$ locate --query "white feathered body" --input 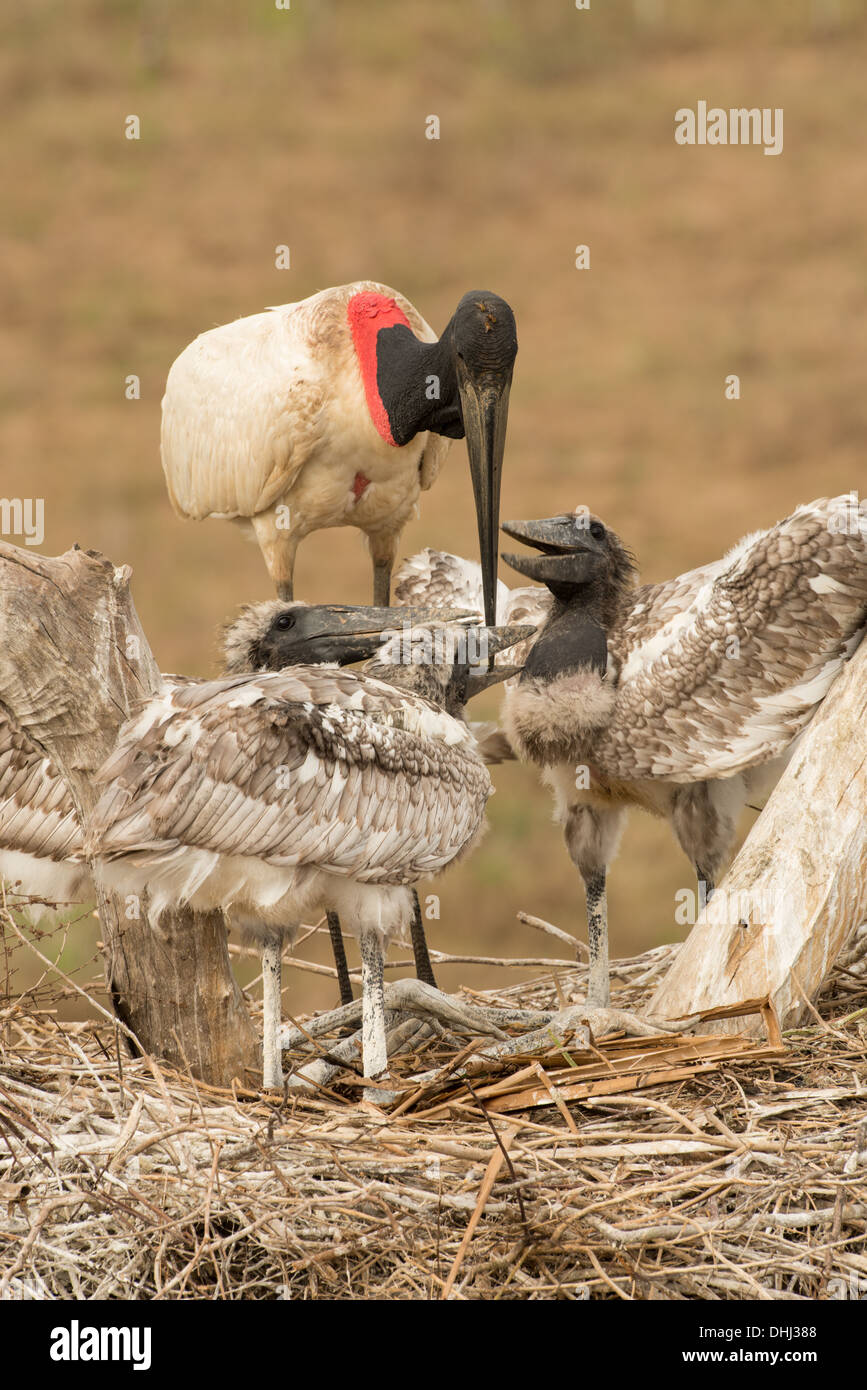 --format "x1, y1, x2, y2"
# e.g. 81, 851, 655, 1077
161, 283, 452, 586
